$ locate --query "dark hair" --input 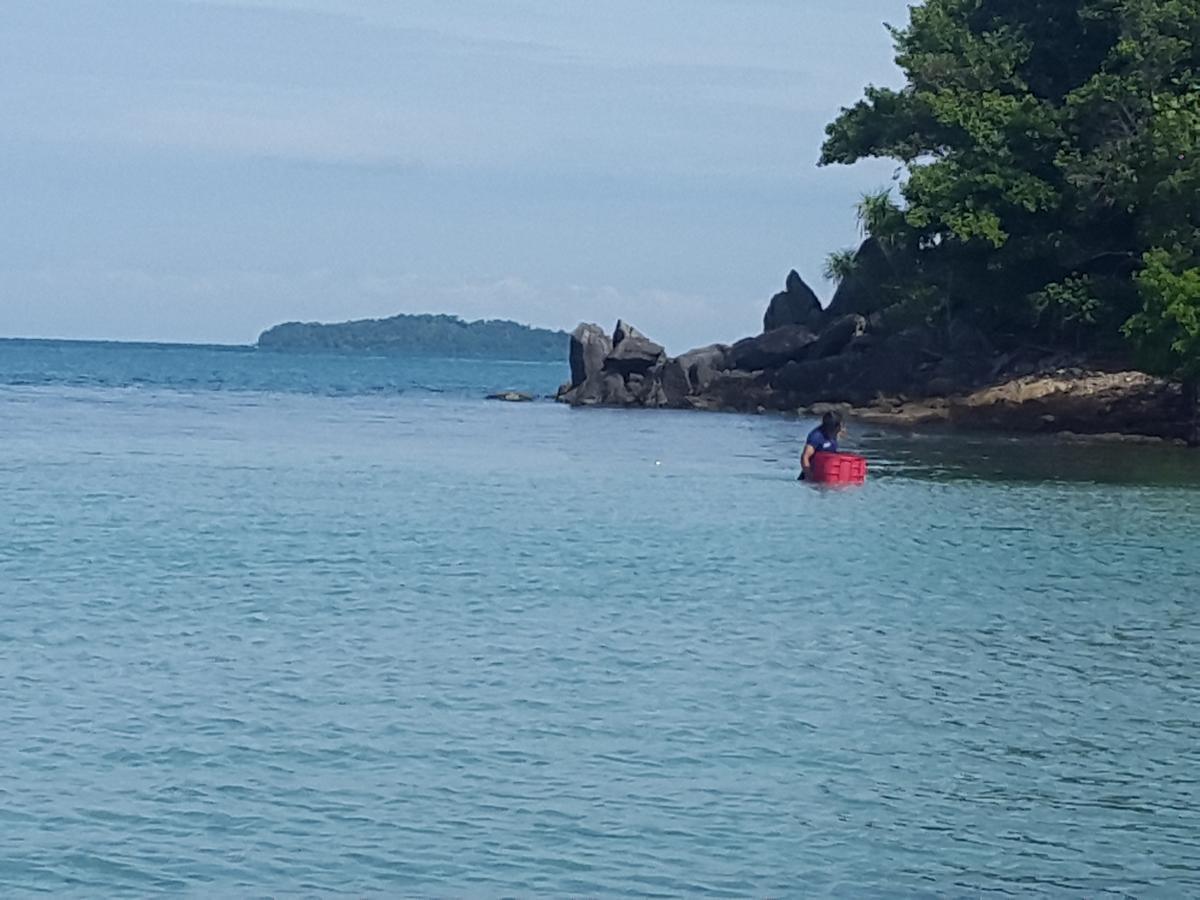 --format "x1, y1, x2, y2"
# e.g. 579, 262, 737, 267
821, 411, 842, 433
